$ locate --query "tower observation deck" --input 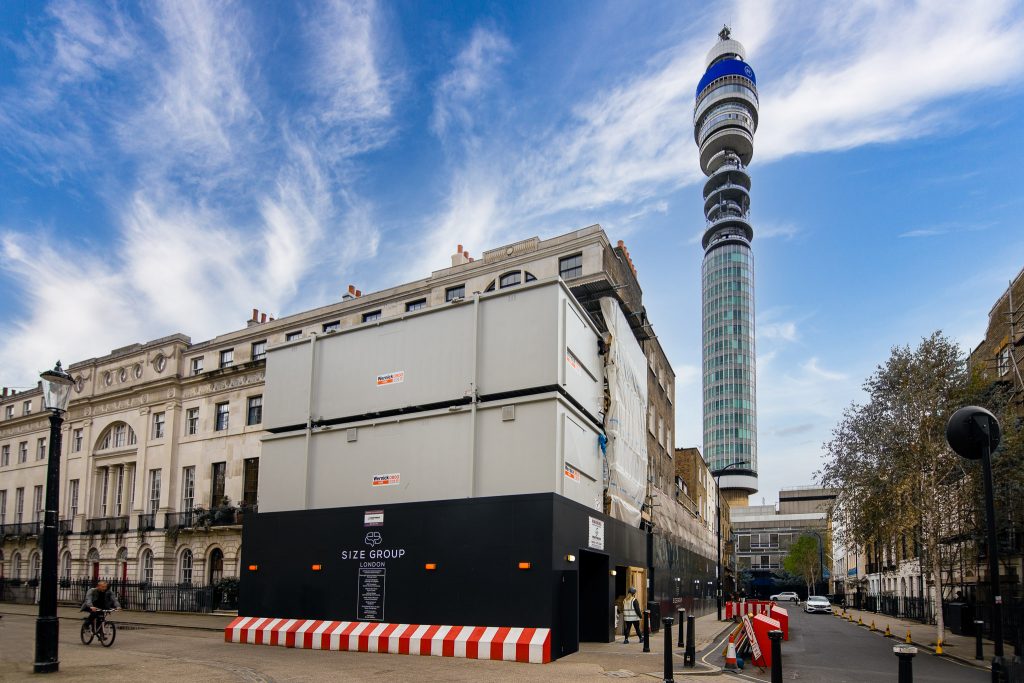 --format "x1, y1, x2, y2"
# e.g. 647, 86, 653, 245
696, 27, 758, 497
